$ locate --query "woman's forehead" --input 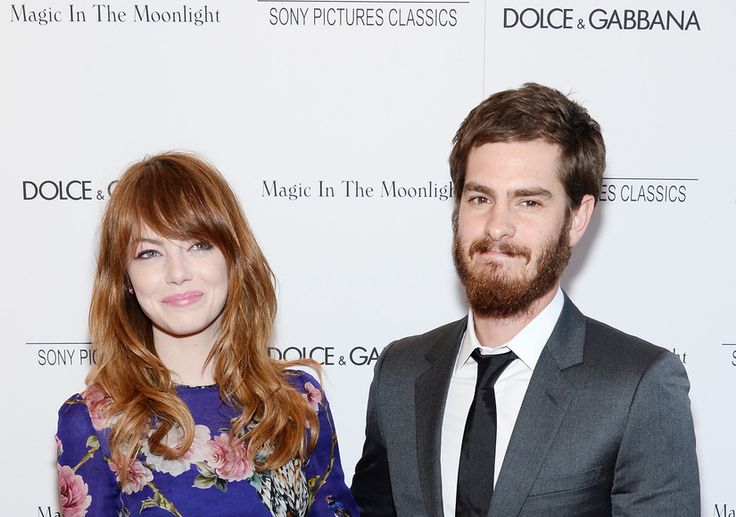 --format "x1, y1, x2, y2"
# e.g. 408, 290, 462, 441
131, 220, 201, 240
